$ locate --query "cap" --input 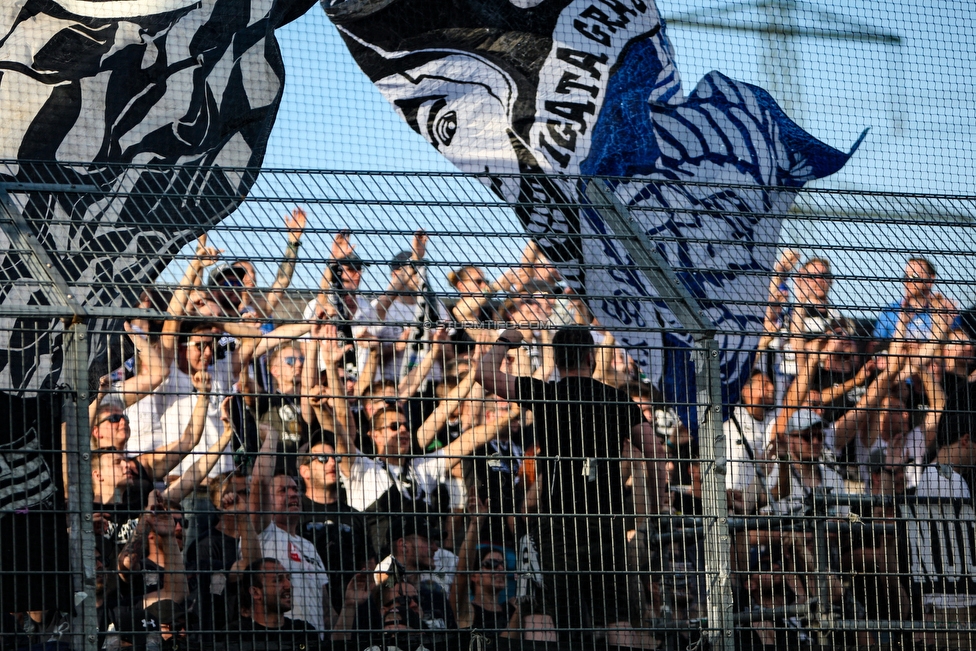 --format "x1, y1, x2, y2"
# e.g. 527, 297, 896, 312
786, 408, 823, 433
208, 263, 247, 287
334, 251, 368, 271
390, 250, 414, 271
